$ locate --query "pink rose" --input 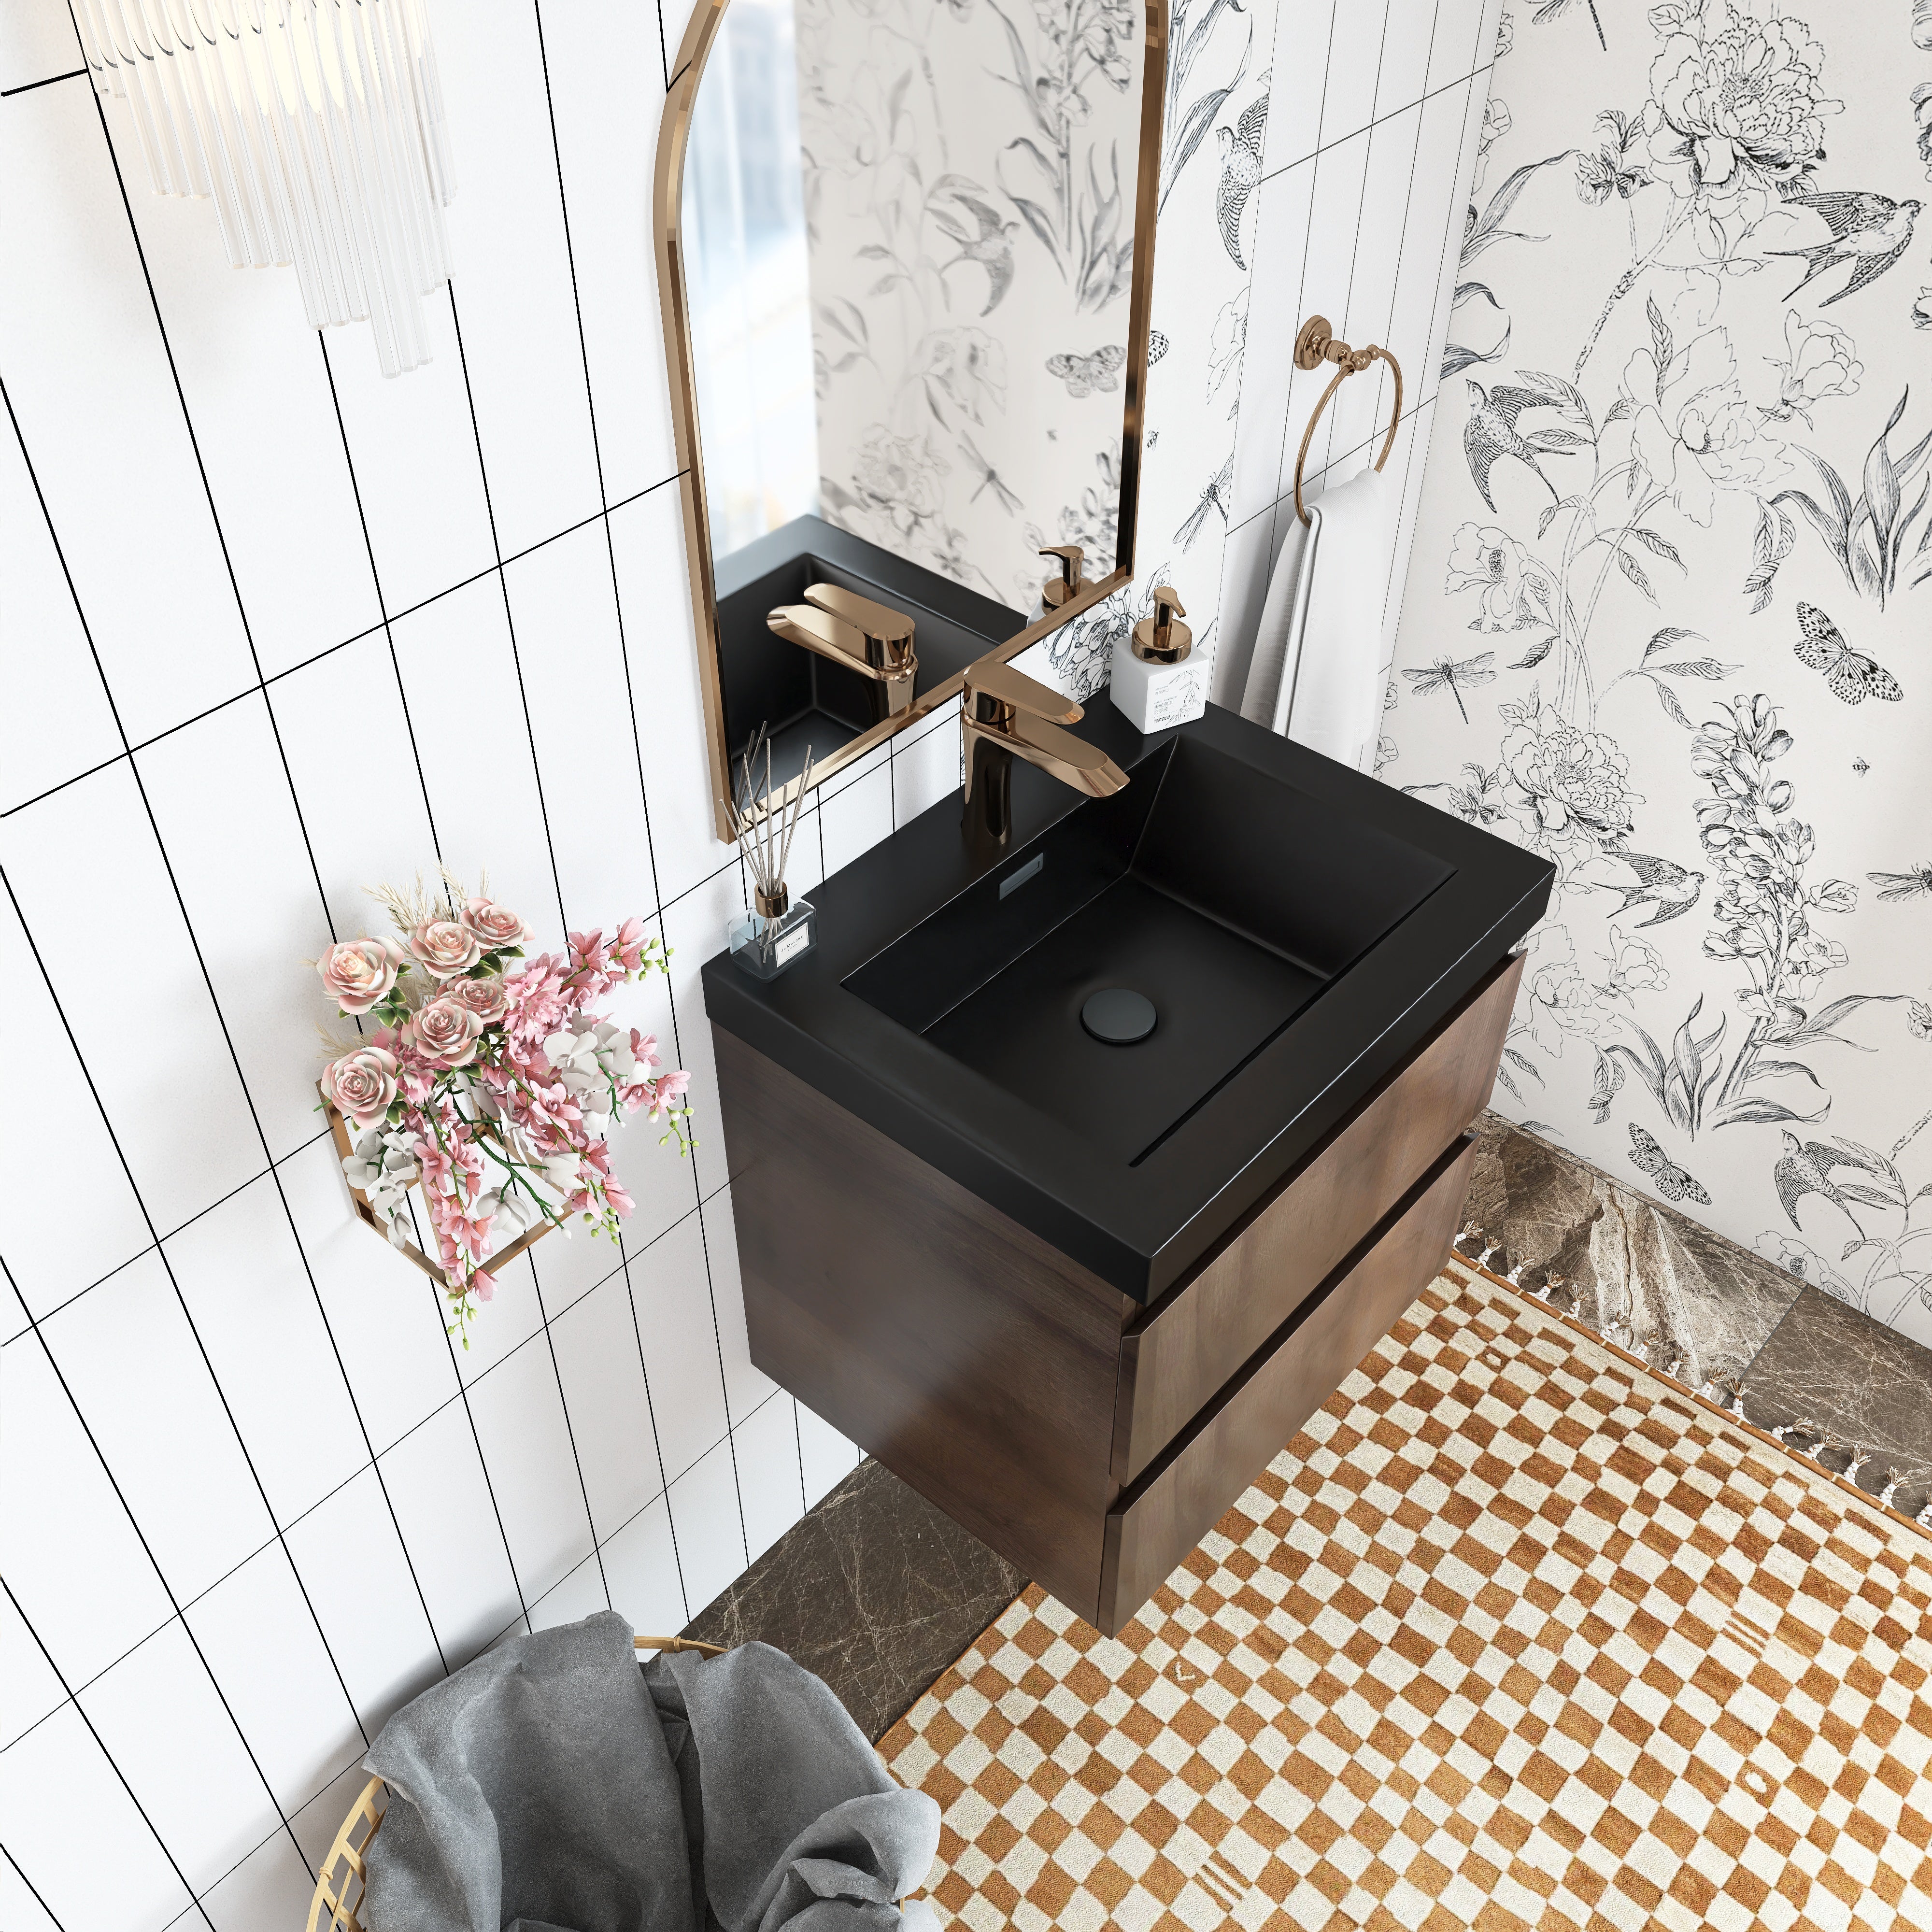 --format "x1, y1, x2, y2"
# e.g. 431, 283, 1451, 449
321, 1046, 399, 1128
406, 917, 483, 980
317, 937, 405, 1014
461, 897, 534, 950
405, 997, 484, 1070
443, 976, 509, 1025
